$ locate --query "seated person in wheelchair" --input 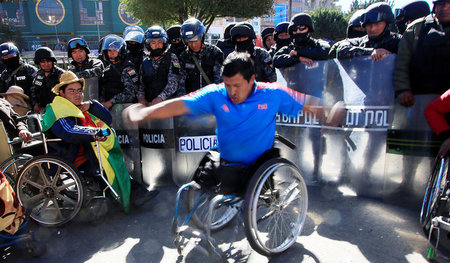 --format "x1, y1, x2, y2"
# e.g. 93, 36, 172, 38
40, 71, 158, 213
425, 88, 450, 157
0, 96, 32, 143
124, 51, 343, 194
